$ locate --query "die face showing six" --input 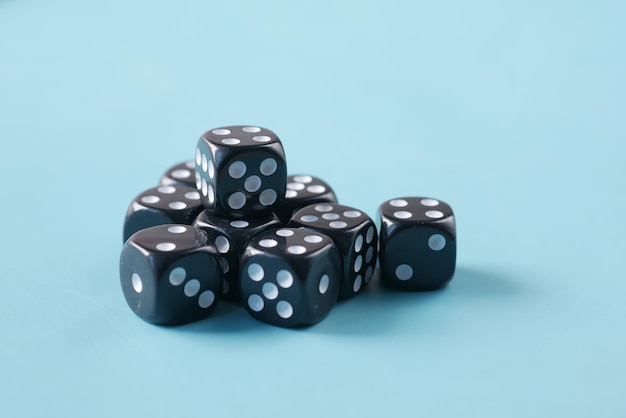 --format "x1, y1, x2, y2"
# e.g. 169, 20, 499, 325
274, 174, 338, 223
120, 225, 223, 325
159, 161, 196, 188
123, 185, 204, 242
378, 197, 456, 290
289, 203, 378, 299
192, 210, 282, 300
194, 126, 287, 215
239, 227, 341, 327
